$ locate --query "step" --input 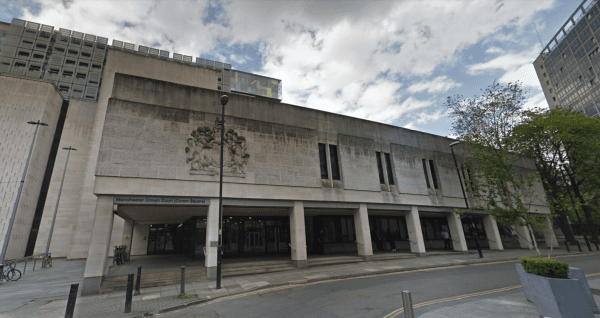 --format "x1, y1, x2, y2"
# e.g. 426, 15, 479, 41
372, 254, 416, 261
307, 257, 364, 268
